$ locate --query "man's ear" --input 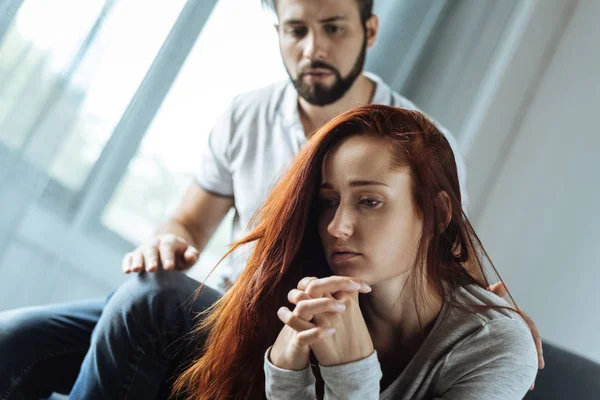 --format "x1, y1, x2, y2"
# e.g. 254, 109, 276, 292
435, 191, 452, 233
365, 14, 379, 48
